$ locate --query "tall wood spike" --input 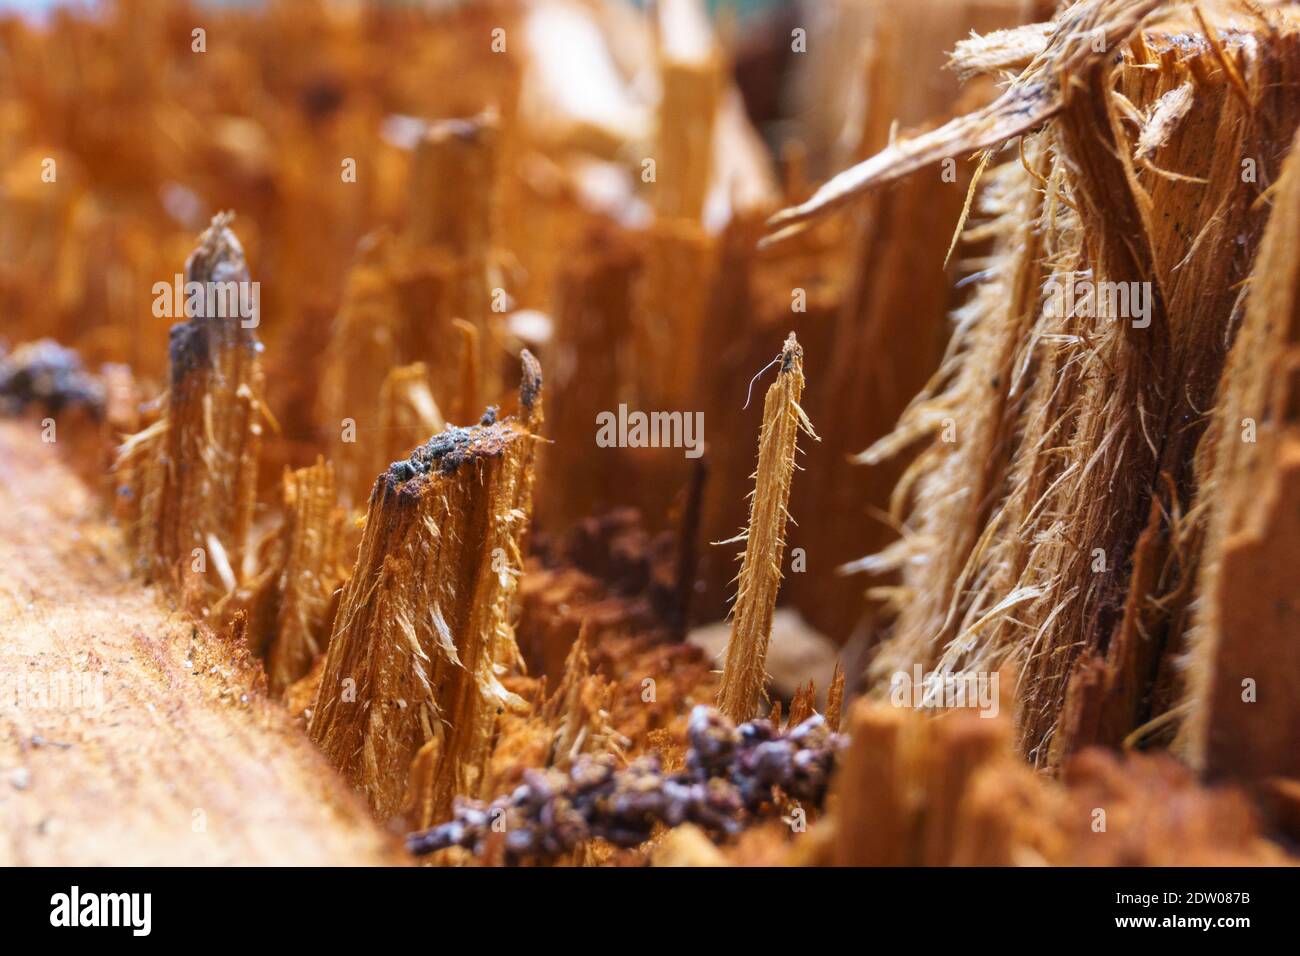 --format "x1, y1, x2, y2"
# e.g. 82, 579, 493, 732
308, 352, 543, 824
716, 333, 817, 722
